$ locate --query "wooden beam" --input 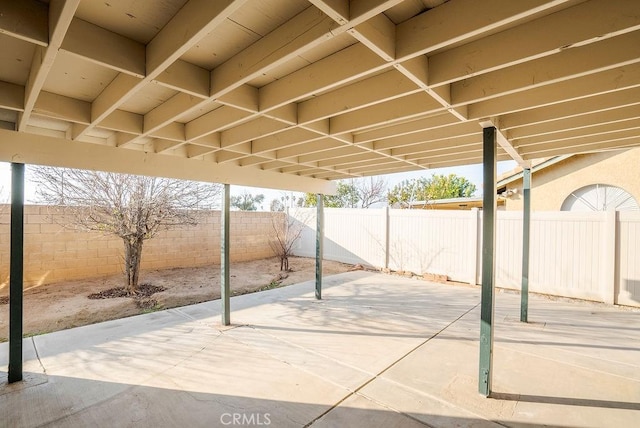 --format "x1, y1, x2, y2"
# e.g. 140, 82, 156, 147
211, 7, 338, 97
220, 117, 291, 148
453, 31, 640, 105
0, 128, 335, 193
259, 43, 386, 111
330, 92, 443, 134
513, 119, 640, 147
308, 0, 349, 24
33, 91, 90, 124
353, 113, 458, 144
500, 86, 640, 129
298, 70, 419, 123
252, 128, 323, 153
396, 0, 572, 59
98, 110, 143, 134
469, 63, 640, 119
155, 60, 210, 98
349, 13, 396, 61
373, 121, 480, 150
76, 0, 245, 140
0, 82, 25, 112
508, 104, 640, 139
186, 105, 252, 141
61, 17, 144, 77
428, 0, 640, 86
19, 0, 80, 131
